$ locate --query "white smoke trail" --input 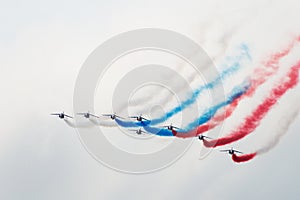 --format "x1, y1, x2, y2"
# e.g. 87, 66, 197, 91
116, 22, 234, 114
112, 14, 255, 120
63, 118, 94, 128
115, 59, 188, 113
131, 36, 236, 115
89, 118, 117, 127
64, 118, 116, 128
257, 91, 300, 155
